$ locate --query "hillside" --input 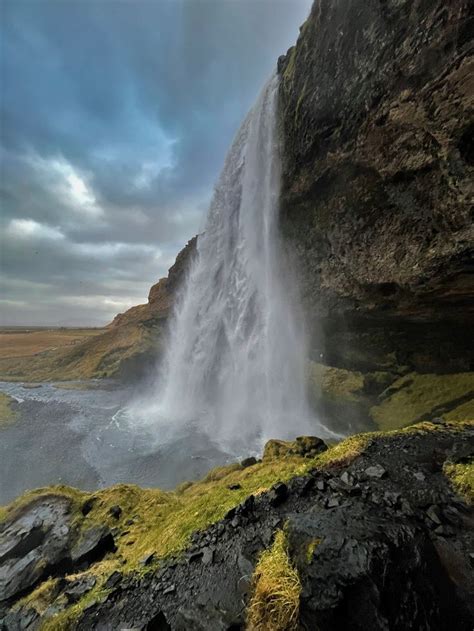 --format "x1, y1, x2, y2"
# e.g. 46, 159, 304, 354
0, 238, 196, 382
